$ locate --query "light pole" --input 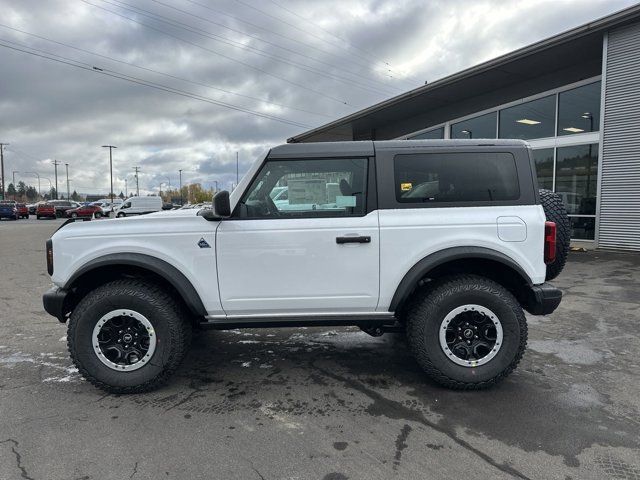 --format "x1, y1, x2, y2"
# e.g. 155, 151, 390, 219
179, 169, 183, 206
236, 151, 239, 185
12, 171, 18, 199
52, 159, 60, 199
0, 142, 8, 200
65, 163, 70, 200
133, 166, 140, 196
102, 145, 117, 203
